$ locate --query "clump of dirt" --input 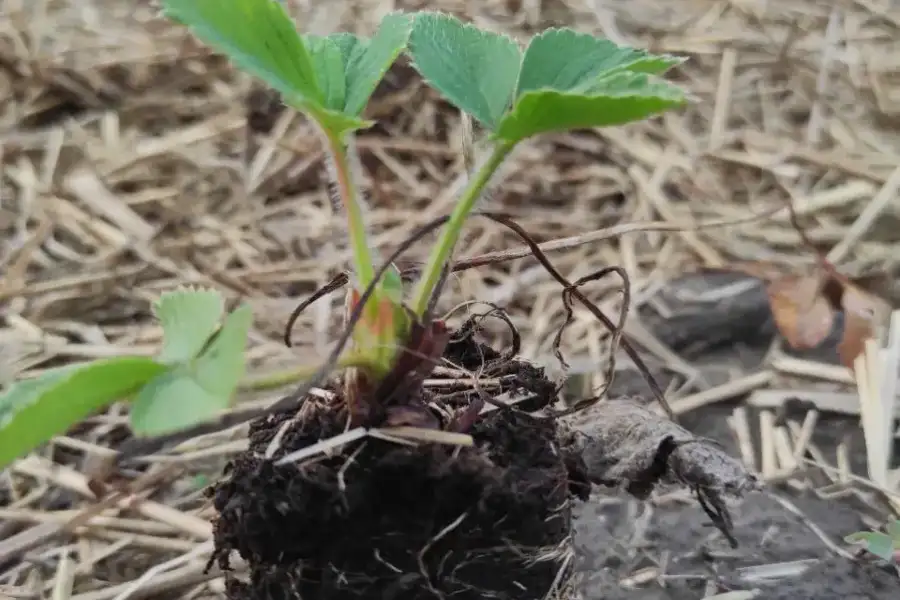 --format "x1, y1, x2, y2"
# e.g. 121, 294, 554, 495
570, 397, 758, 548
207, 325, 590, 600
442, 316, 558, 413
